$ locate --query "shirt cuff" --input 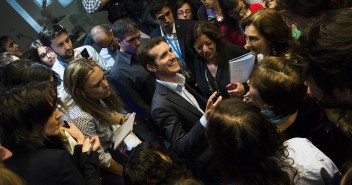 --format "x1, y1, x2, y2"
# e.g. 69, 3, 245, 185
200, 115, 208, 127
